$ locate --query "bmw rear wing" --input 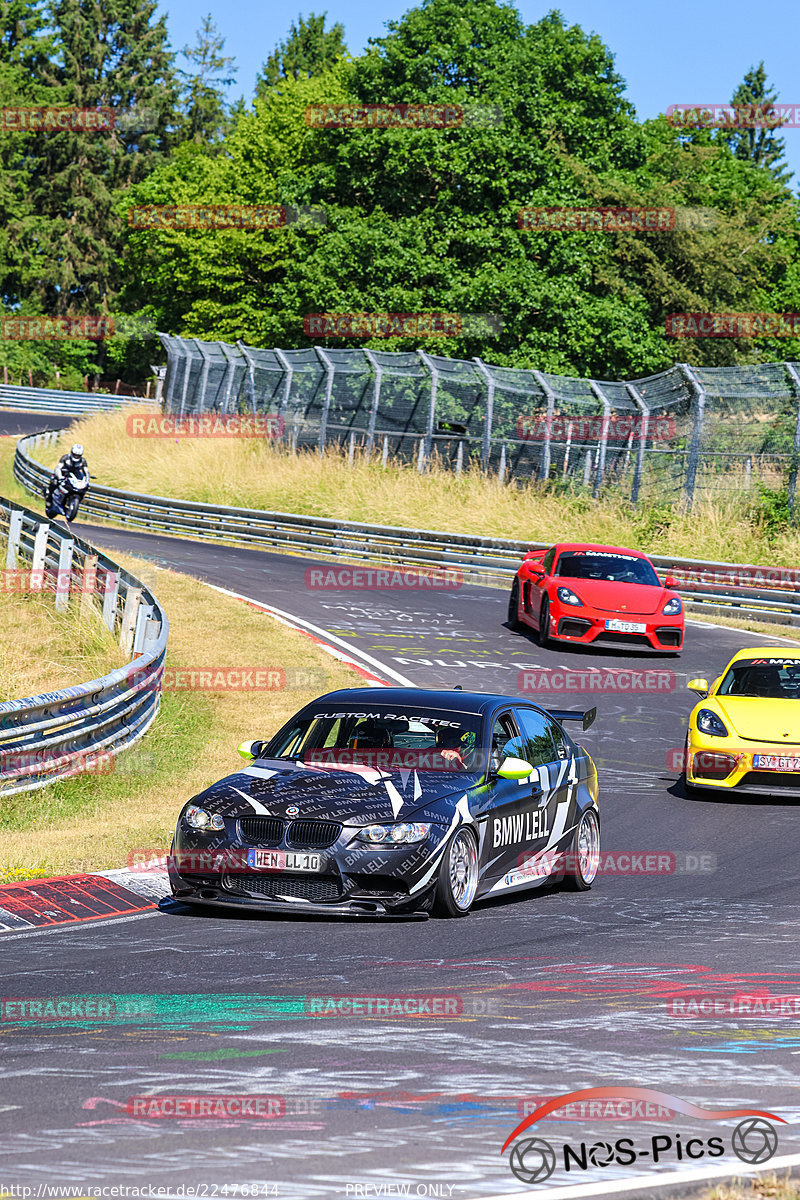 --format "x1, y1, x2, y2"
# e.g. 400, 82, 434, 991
547, 706, 597, 731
